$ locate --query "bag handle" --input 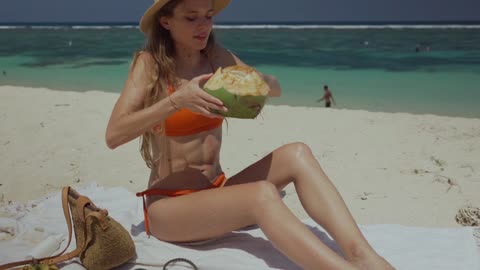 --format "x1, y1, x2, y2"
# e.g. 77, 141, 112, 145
0, 186, 199, 270
0, 187, 83, 270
